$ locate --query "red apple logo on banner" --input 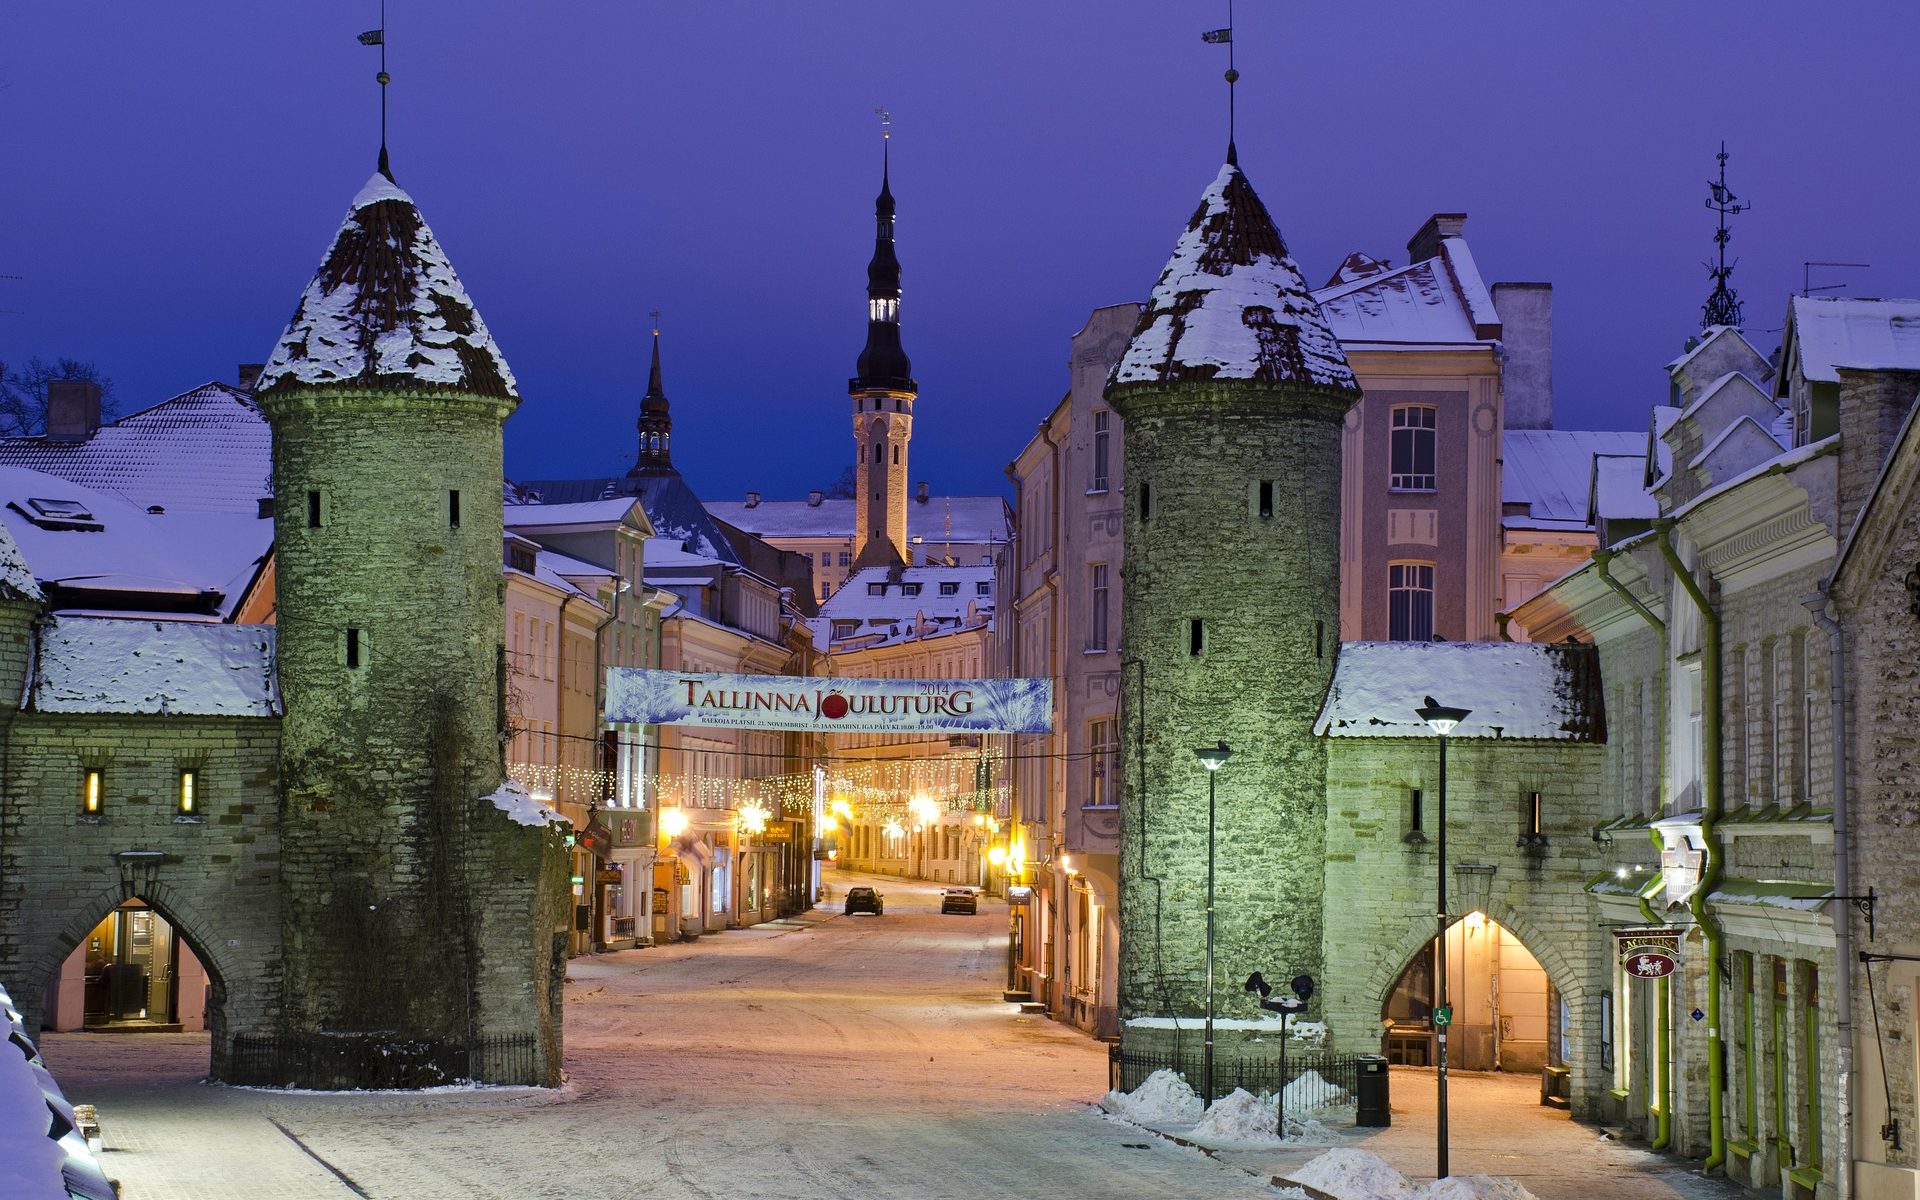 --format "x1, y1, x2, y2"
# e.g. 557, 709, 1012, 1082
821, 693, 849, 720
